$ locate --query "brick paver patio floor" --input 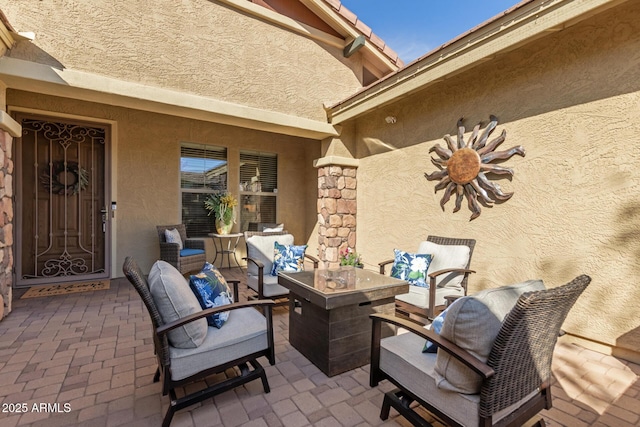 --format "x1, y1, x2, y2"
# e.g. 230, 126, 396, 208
0, 268, 638, 427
